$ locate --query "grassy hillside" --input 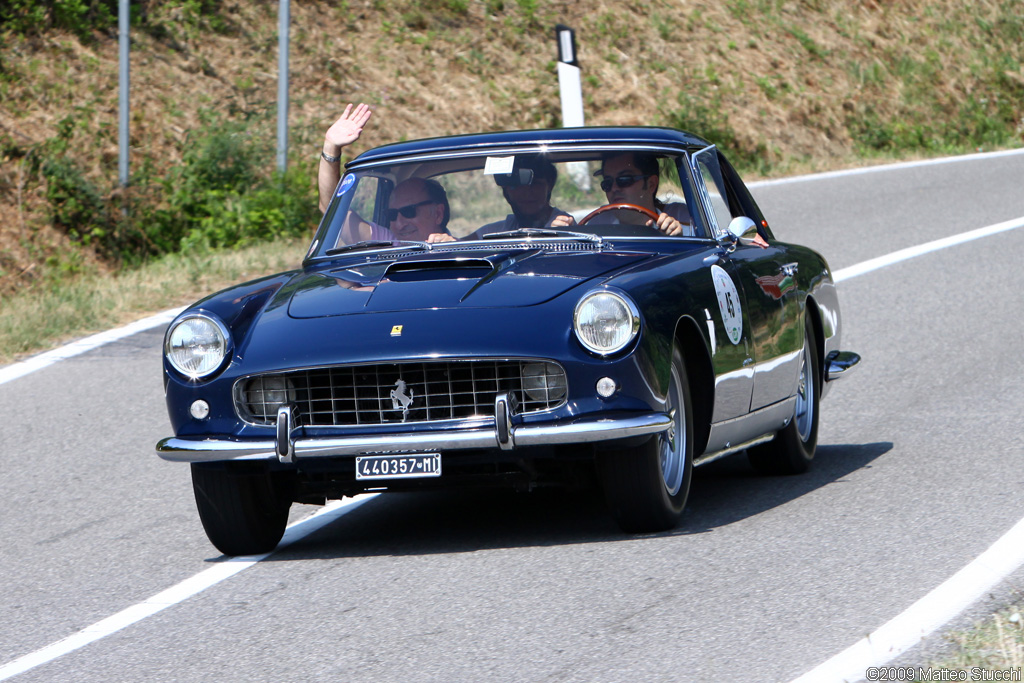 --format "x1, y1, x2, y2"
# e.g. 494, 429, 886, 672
1, 0, 1022, 352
